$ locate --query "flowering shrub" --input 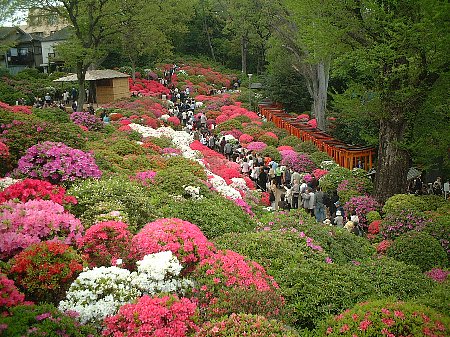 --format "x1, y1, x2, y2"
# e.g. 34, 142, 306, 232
337, 176, 373, 204
77, 221, 133, 267
0, 199, 83, 259
376, 240, 393, 255
59, 266, 141, 325
312, 168, 329, 180
133, 170, 157, 186
425, 268, 449, 283
15, 141, 102, 183
316, 298, 449, 337
0, 178, 77, 205
281, 151, 316, 173
239, 133, 254, 144
319, 166, 353, 192
0, 141, 9, 159
102, 295, 199, 337
246, 141, 267, 152
387, 232, 448, 272
0, 273, 28, 315
70, 111, 103, 131
0, 303, 97, 337
197, 313, 299, 337
258, 133, 278, 147
343, 195, 380, 229
130, 218, 215, 271
380, 209, 431, 240
8, 241, 84, 304
190, 249, 284, 320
